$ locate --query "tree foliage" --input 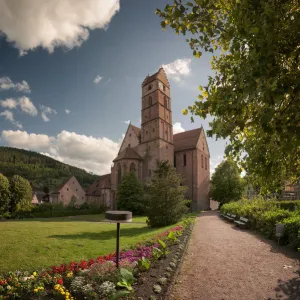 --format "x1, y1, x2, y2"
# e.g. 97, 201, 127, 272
211, 160, 244, 204
0, 174, 11, 213
156, 0, 300, 193
10, 175, 32, 212
117, 172, 145, 215
145, 161, 189, 227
